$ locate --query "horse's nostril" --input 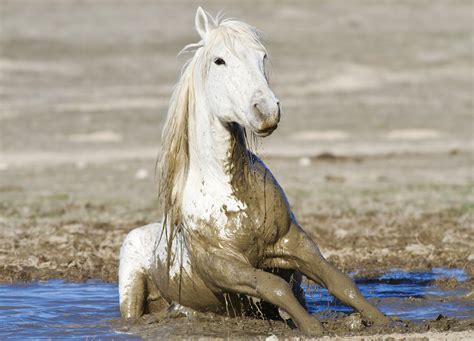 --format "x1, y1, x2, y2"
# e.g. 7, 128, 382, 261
253, 103, 264, 118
